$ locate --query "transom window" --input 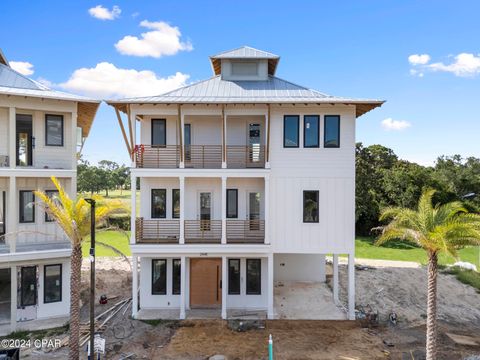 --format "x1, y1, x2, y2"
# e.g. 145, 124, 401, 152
303, 190, 319, 223
304, 115, 319, 148
283, 115, 299, 148
152, 259, 167, 295
324, 115, 340, 148
45, 114, 64, 146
